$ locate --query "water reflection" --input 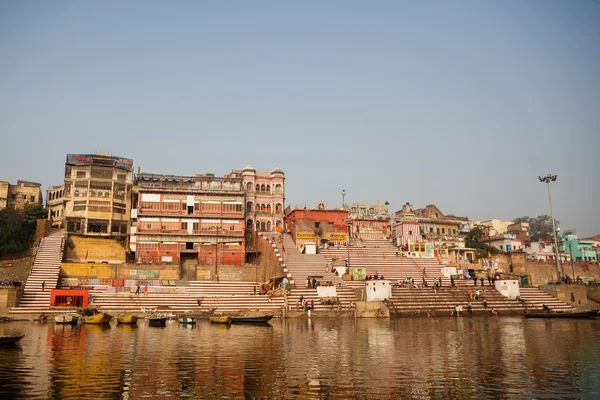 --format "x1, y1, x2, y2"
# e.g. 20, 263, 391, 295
1, 318, 599, 399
